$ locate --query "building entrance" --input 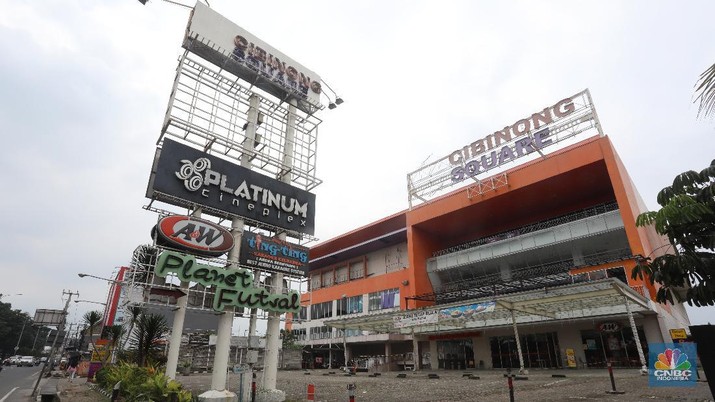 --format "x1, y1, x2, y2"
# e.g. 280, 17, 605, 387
489, 332, 561, 369
437, 339, 474, 369
580, 326, 647, 368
